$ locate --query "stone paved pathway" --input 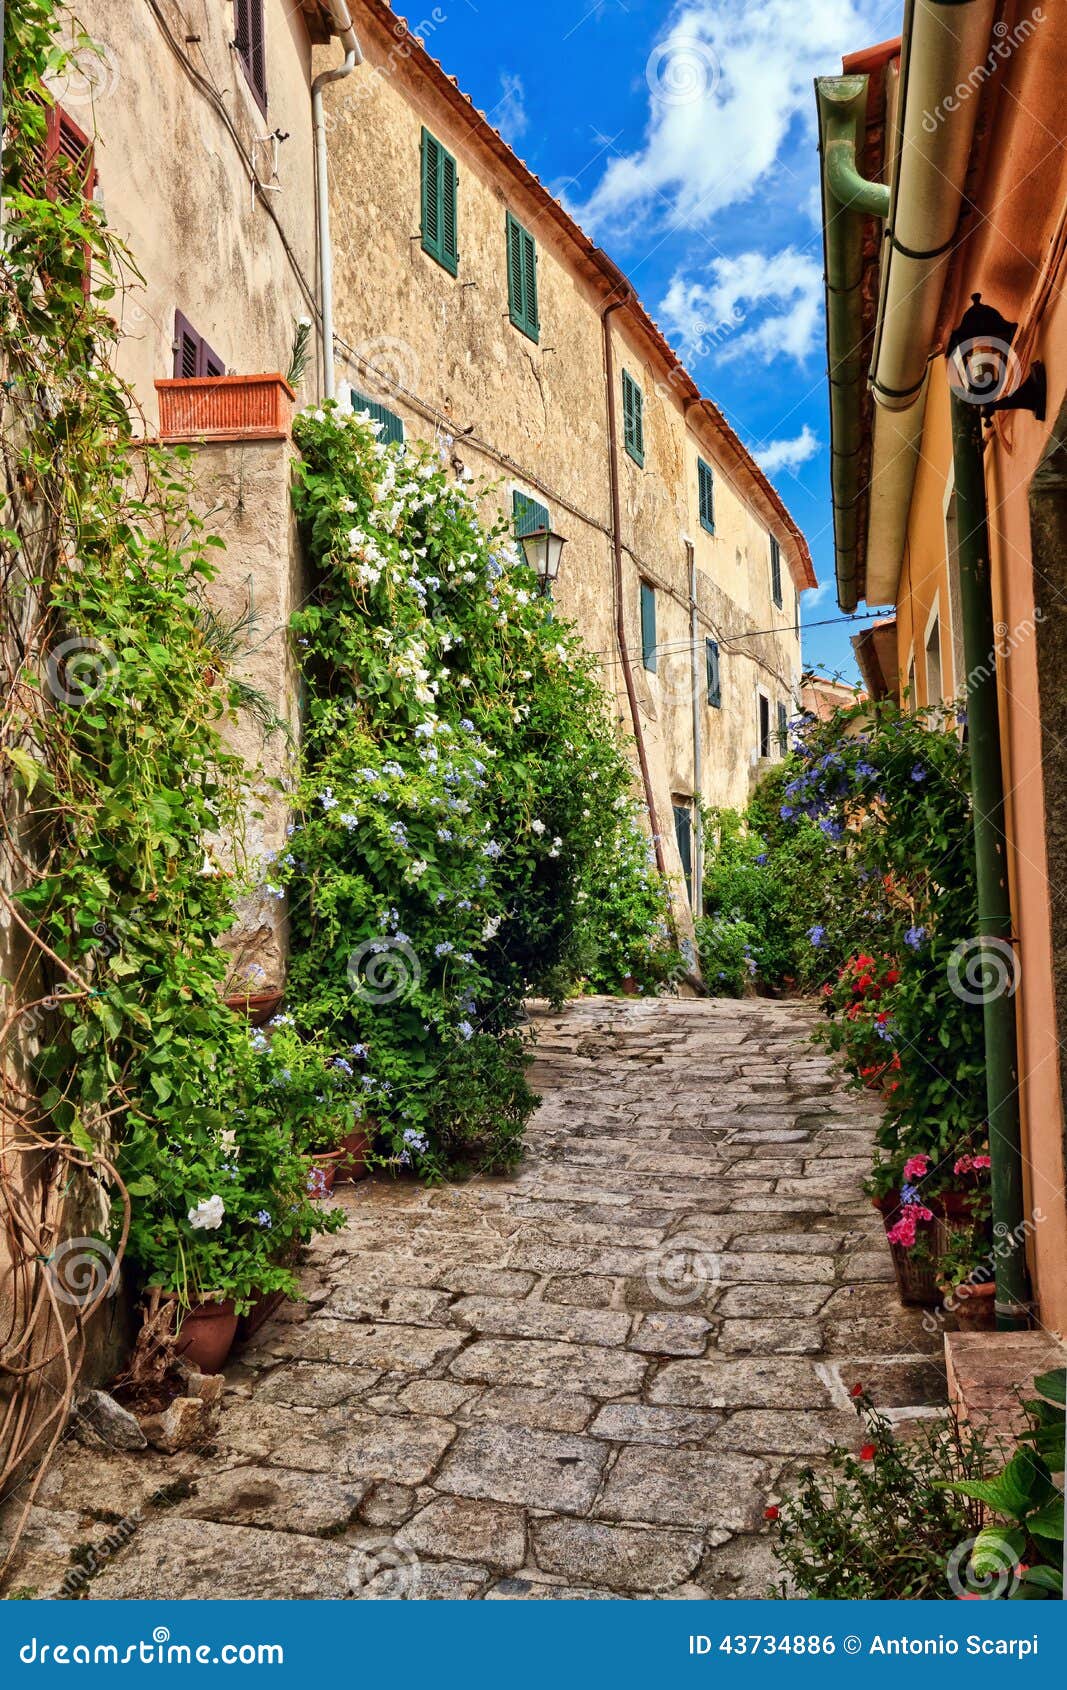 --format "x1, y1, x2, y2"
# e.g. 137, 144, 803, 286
9, 997, 947, 1600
